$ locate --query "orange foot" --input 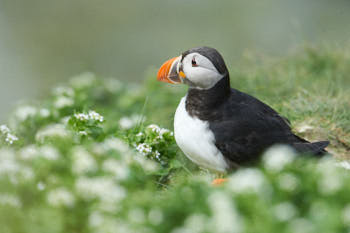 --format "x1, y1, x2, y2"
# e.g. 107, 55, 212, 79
212, 178, 228, 186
